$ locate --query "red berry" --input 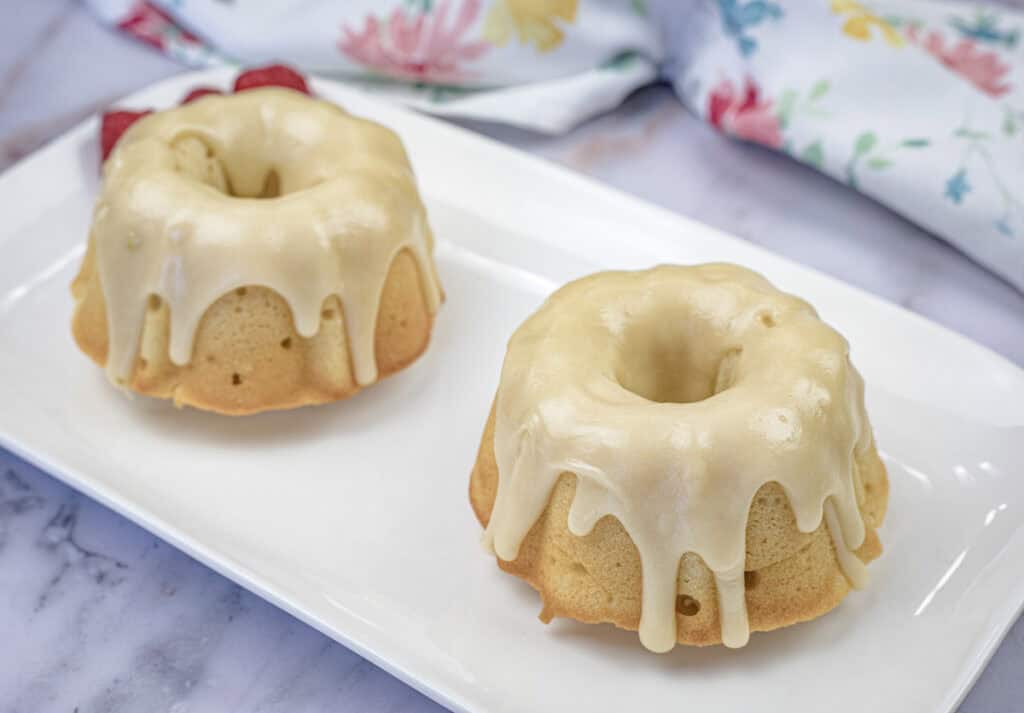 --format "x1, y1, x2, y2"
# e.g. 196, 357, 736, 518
100, 110, 152, 162
233, 64, 310, 94
181, 87, 222, 104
